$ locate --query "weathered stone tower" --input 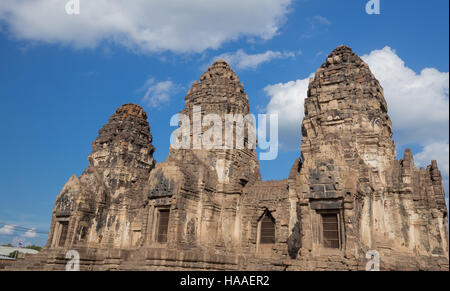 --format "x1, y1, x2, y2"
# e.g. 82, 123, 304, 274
46, 104, 156, 250
145, 59, 261, 252
7, 46, 448, 271
289, 45, 448, 269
